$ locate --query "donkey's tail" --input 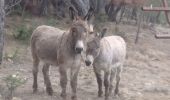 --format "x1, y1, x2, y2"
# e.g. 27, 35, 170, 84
30, 29, 39, 62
